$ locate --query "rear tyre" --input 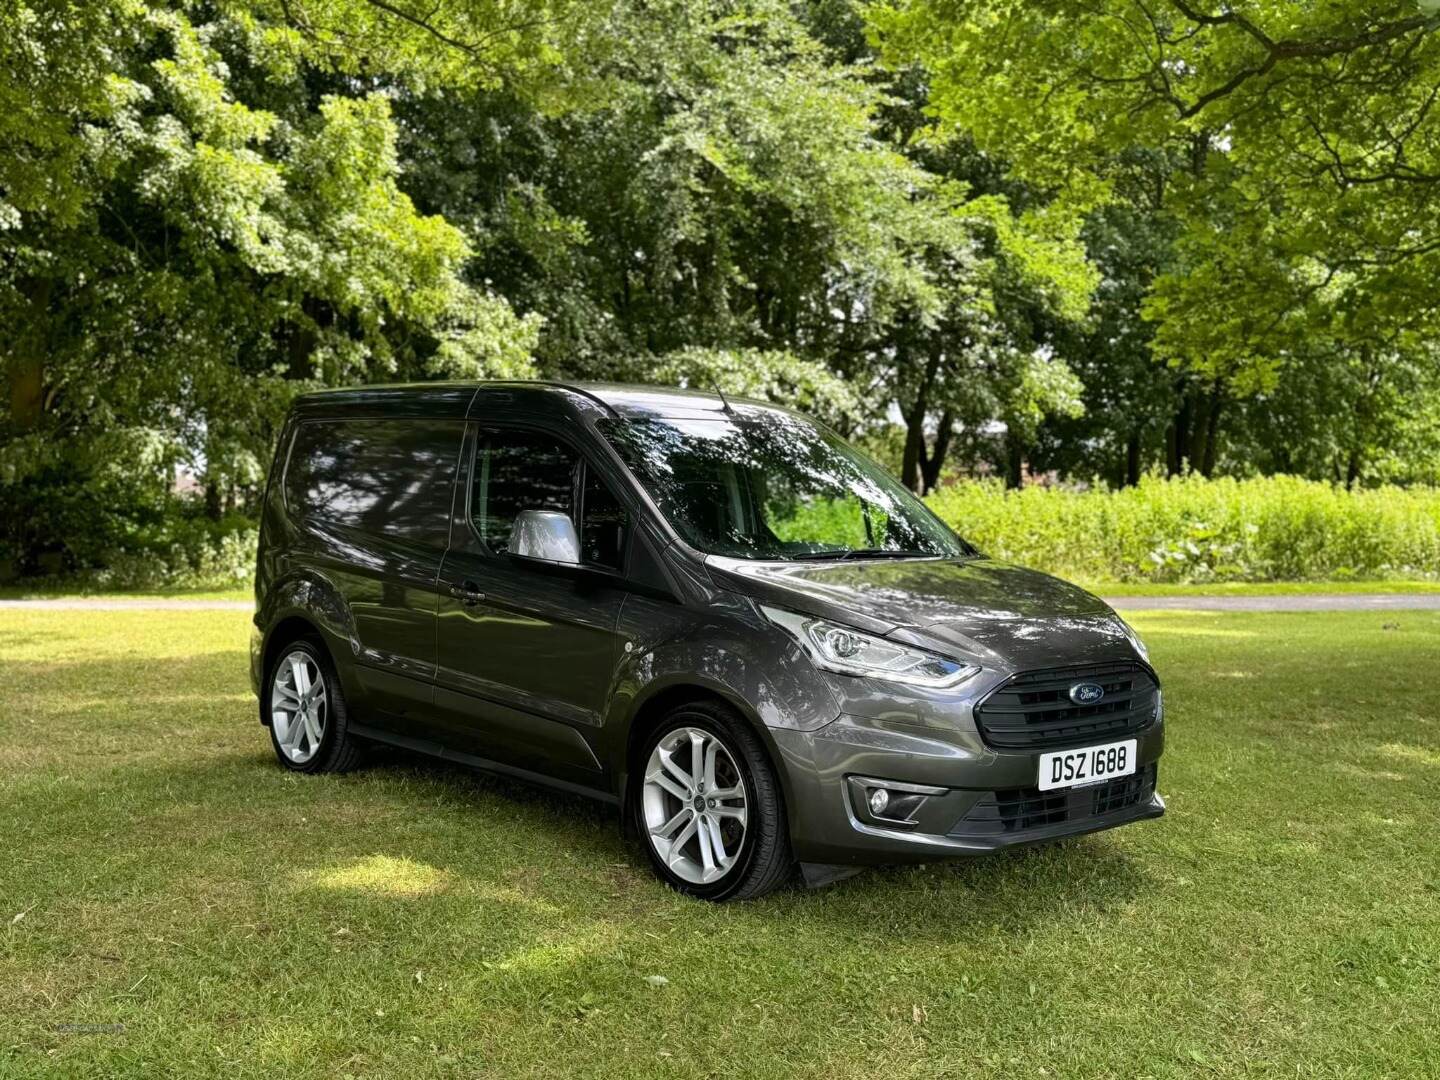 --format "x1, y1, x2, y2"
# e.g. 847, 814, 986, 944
633, 700, 793, 901
264, 636, 363, 774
